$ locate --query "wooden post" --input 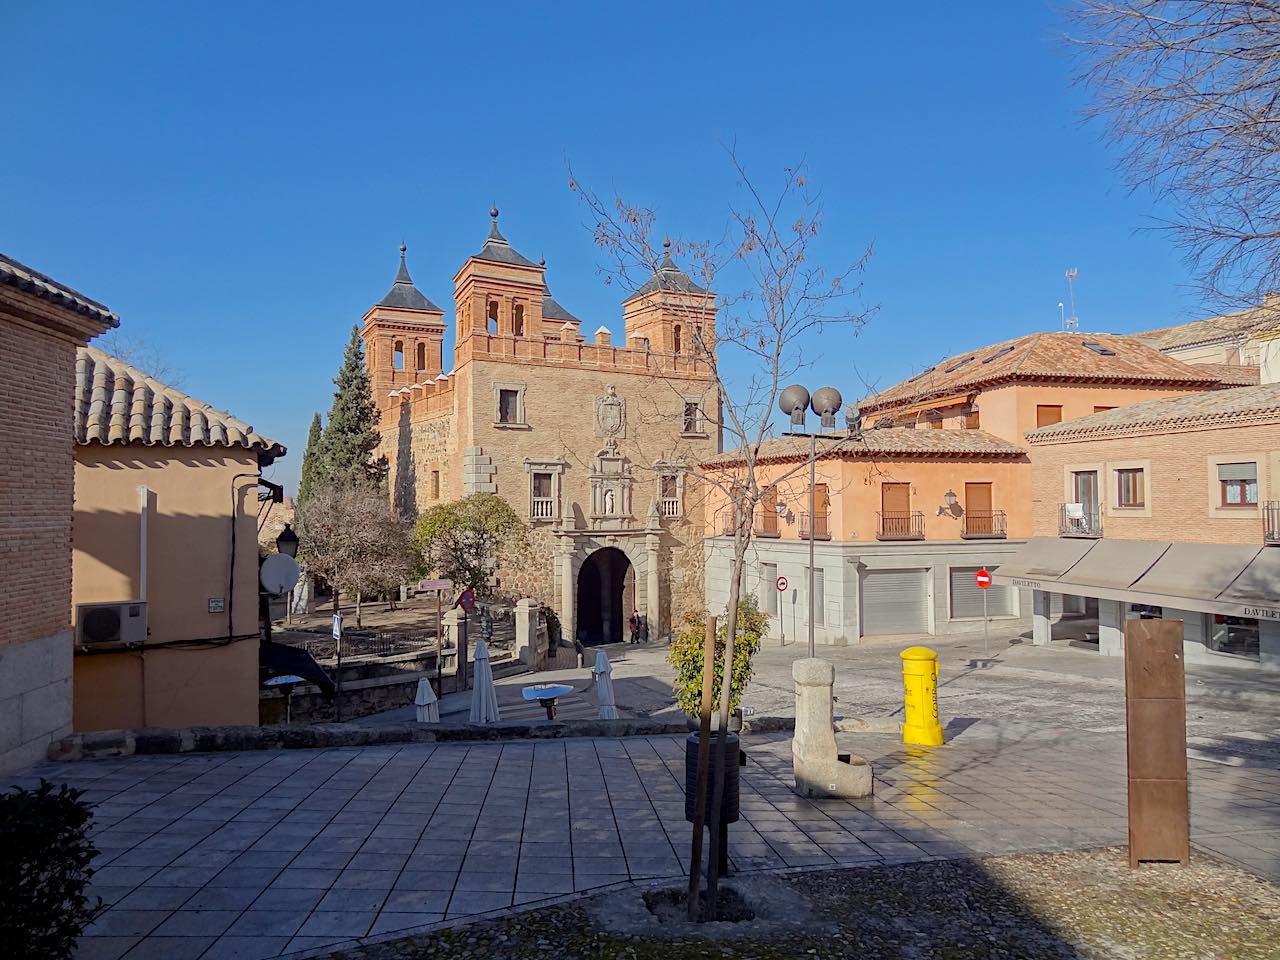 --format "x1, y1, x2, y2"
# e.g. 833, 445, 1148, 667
435, 590, 443, 694
686, 615, 717, 921
1124, 618, 1190, 867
